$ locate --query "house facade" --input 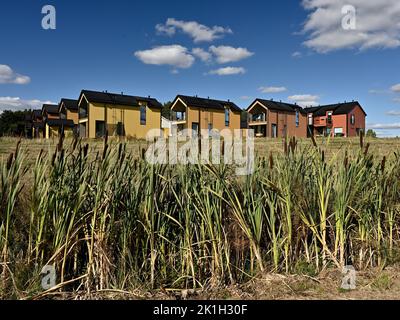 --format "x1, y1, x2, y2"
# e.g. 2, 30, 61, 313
305, 101, 366, 137
170, 95, 242, 138
246, 99, 307, 138
31, 109, 44, 138
77, 90, 163, 139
